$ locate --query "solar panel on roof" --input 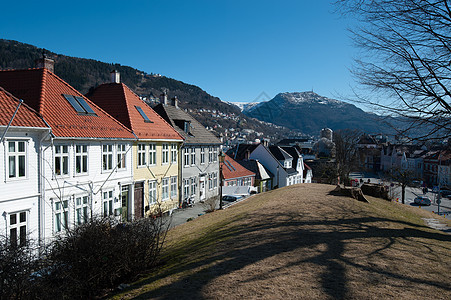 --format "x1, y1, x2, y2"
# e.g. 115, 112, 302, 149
135, 105, 152, 123
75, 96, 96, 115
63, 94, 85, 113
